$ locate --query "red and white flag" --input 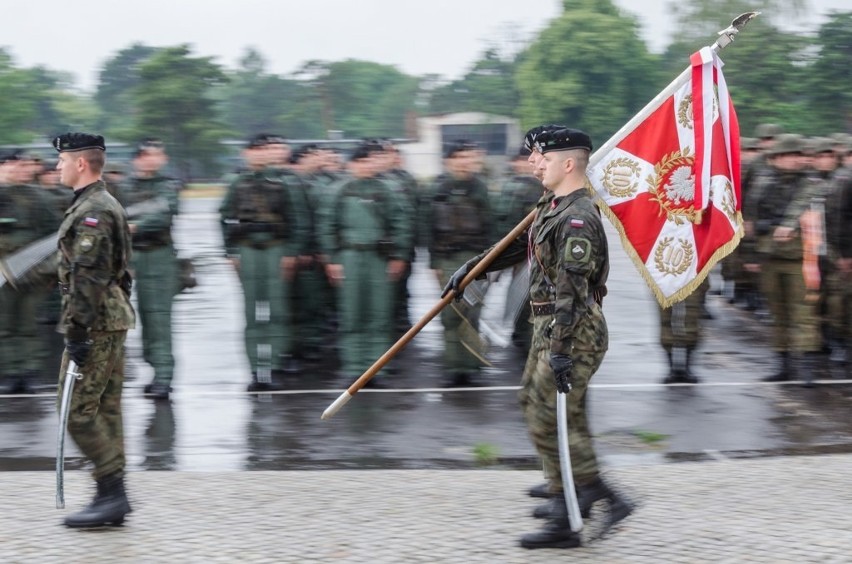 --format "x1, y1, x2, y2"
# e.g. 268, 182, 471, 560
588, 47, 743, 307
